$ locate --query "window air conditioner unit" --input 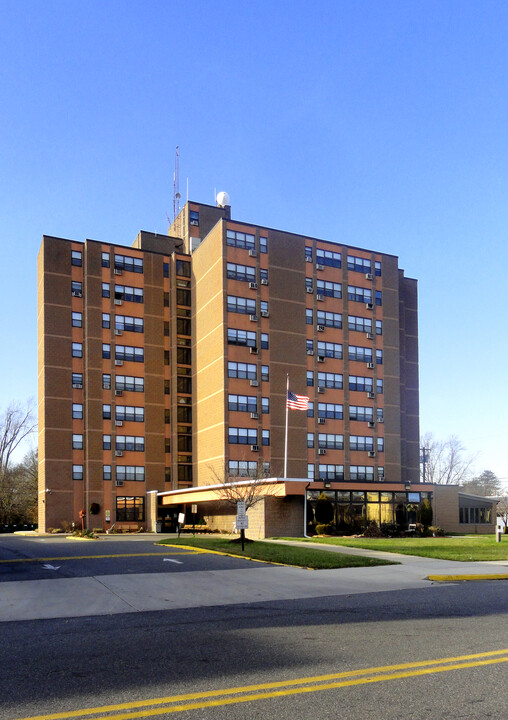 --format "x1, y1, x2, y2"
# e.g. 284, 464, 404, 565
316, 294, 324, 302
251, 445, 259, 452
307, 349, 314, 355
367, 362, 375, 369
250, 347, 258, 354
115, 420, 123, 427
365, 273, 373, 280
115, 329, 123, 335
250, 380, 259, 387
318, 448, 326, 455
306, 287, 313, 294
368, 451, 376, 458
367, 421, 375, 428
115, 450, 124, 457
318, 418, 326, 424
260, 310, 269, 318
114, 268, 122, 275
71, 290, 82, 298
305, 257, 313, 263
317, 324, 325, 332
115, 360, 123, 366
115, 390, 123, 396
366, 303, 374, 310
366, 332, 374, 339
72, 383, 83, 389
367, 392, 375, 399
316, 264, 325, 271
250, 412, 259, 419
249, 314, 258, 322
115, 480, 124, 486
317, 356, 325, 362
249, 282, 258, 290
317, 387, 325, 393
377, 417, 384, 423
260, 278, 268, 285
114, 299, 123, 305
248, 249, 257, 257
